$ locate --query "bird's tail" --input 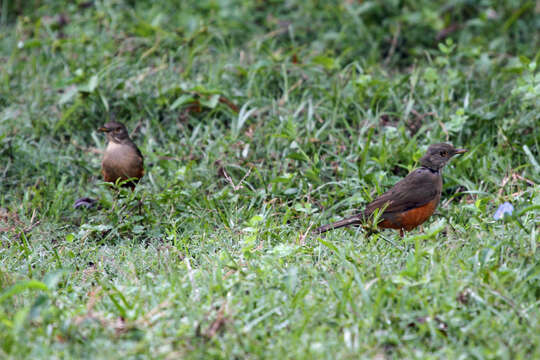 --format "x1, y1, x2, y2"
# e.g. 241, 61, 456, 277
314, 213, 367, 234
